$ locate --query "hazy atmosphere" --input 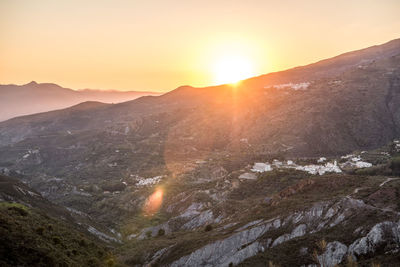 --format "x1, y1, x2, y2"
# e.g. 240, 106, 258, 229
1, 0, 399, 91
